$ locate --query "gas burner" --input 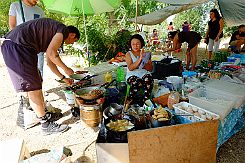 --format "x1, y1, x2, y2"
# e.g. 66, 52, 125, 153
83, 99, 97, 105
106, 130, 128, 143
76, 97, 98, 105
